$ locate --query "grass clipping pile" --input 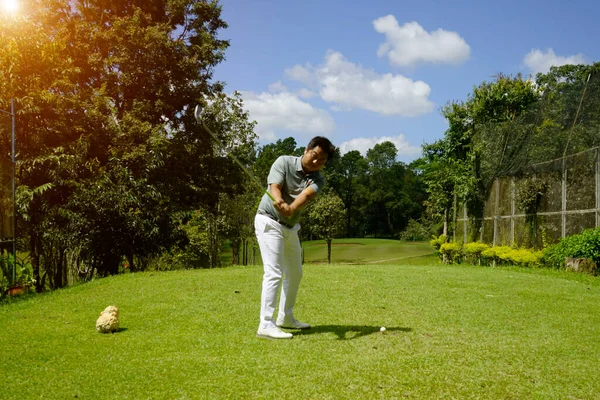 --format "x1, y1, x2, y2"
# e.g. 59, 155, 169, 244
95, 306, 120, 333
